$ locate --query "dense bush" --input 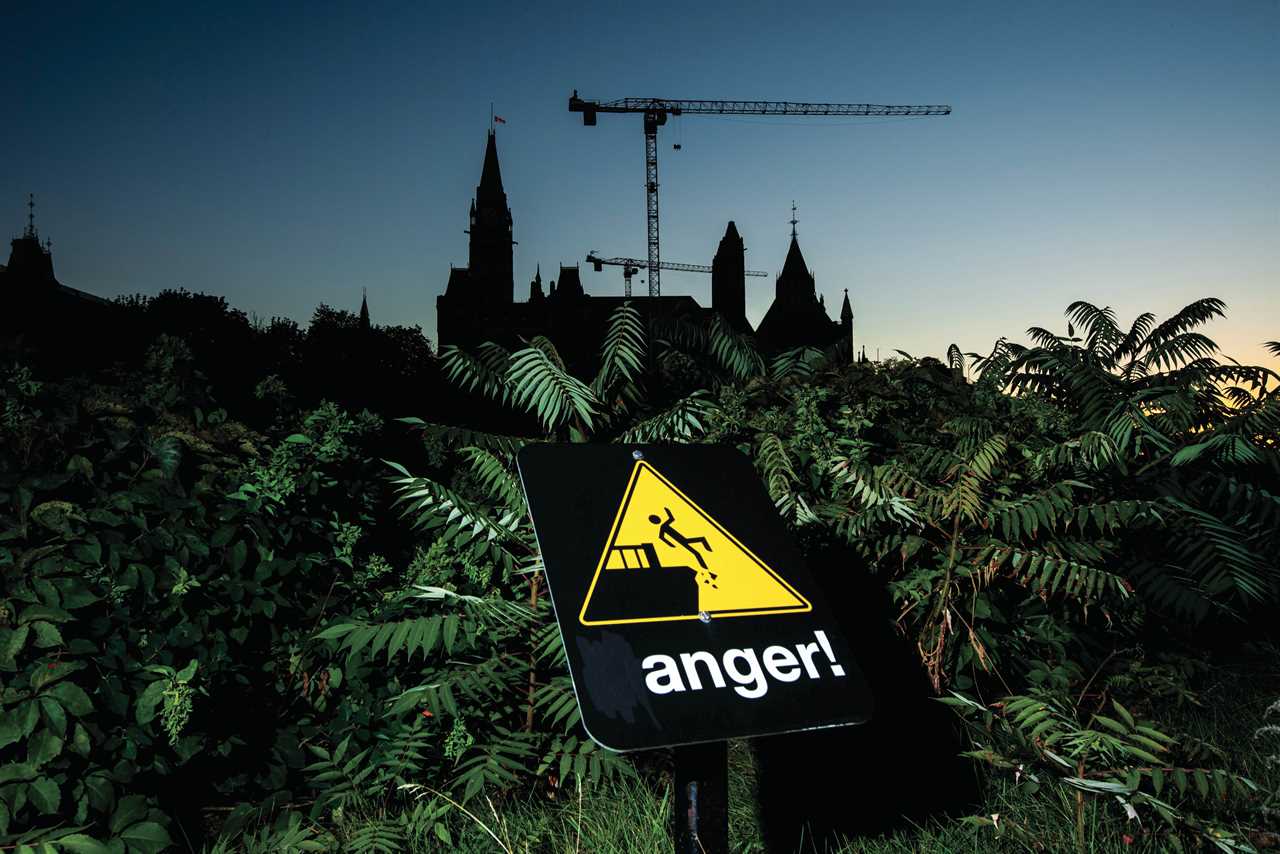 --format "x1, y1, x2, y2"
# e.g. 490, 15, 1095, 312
0, 342, 397, 850
1, 297, 1276, 852
374, 299, 1279, 850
